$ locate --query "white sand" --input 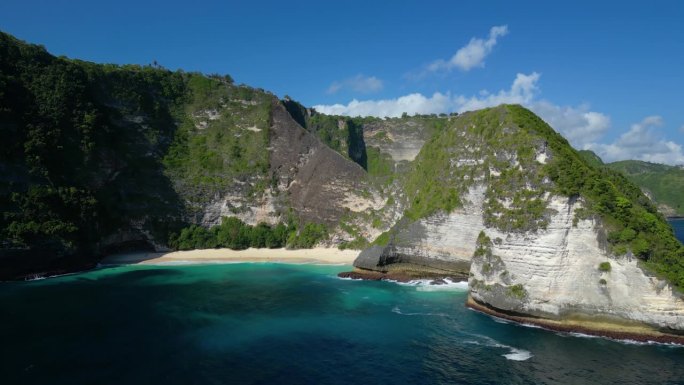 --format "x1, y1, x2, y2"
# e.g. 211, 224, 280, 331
101, 247, 360, 266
